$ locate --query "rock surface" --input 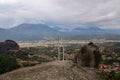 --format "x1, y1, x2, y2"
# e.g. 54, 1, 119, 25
0, 40, 19, 53
74, 42, 101, 68
0, 61, 102, 80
